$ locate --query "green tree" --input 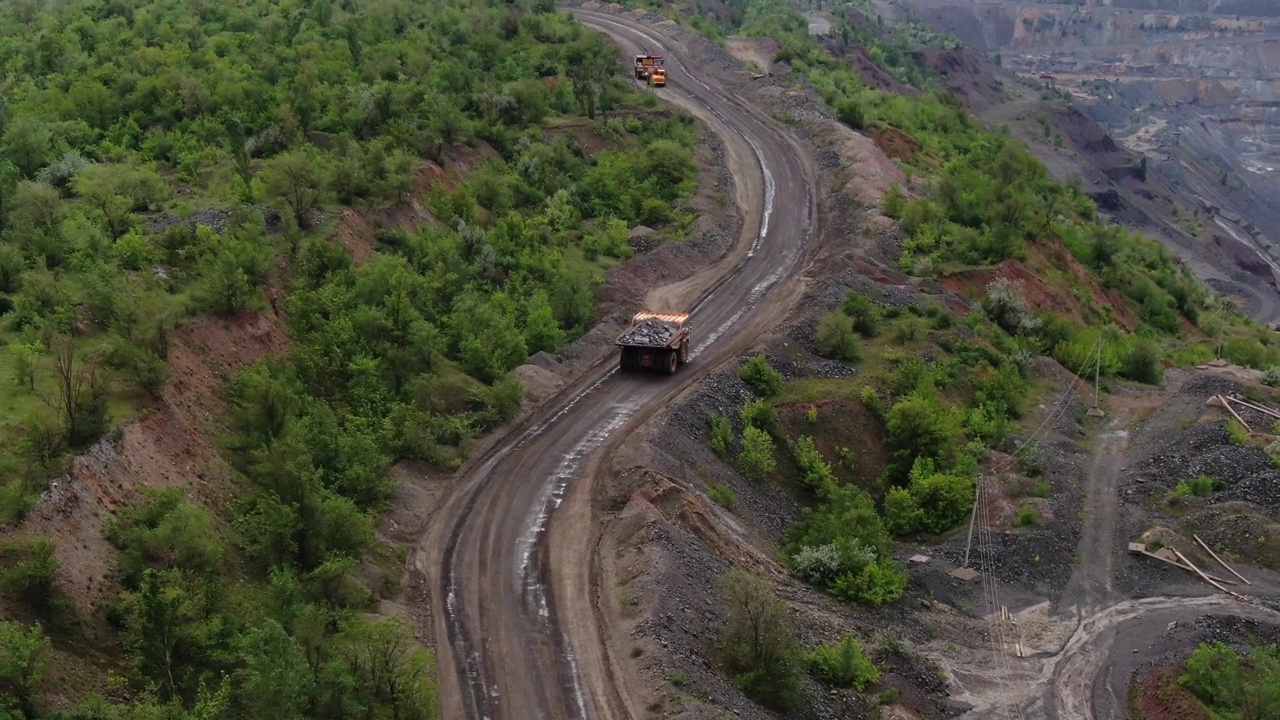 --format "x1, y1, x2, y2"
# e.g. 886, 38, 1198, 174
841, 291, 881, 337
522, 291, 564, 354
563, 36, 618, 120
336, 615, 438, 720
738, 426, 776, 481
262, 151, 327, 229
124, 568, 223, 701
0, 620, 50, 719
716, 568, 802, 710
1, 118, 51, 178
233, 620, 310, 720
